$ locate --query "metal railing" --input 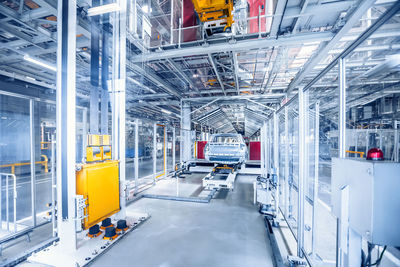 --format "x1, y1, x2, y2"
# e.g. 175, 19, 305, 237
0, 155, 49, 175
0, 173, 17, 233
